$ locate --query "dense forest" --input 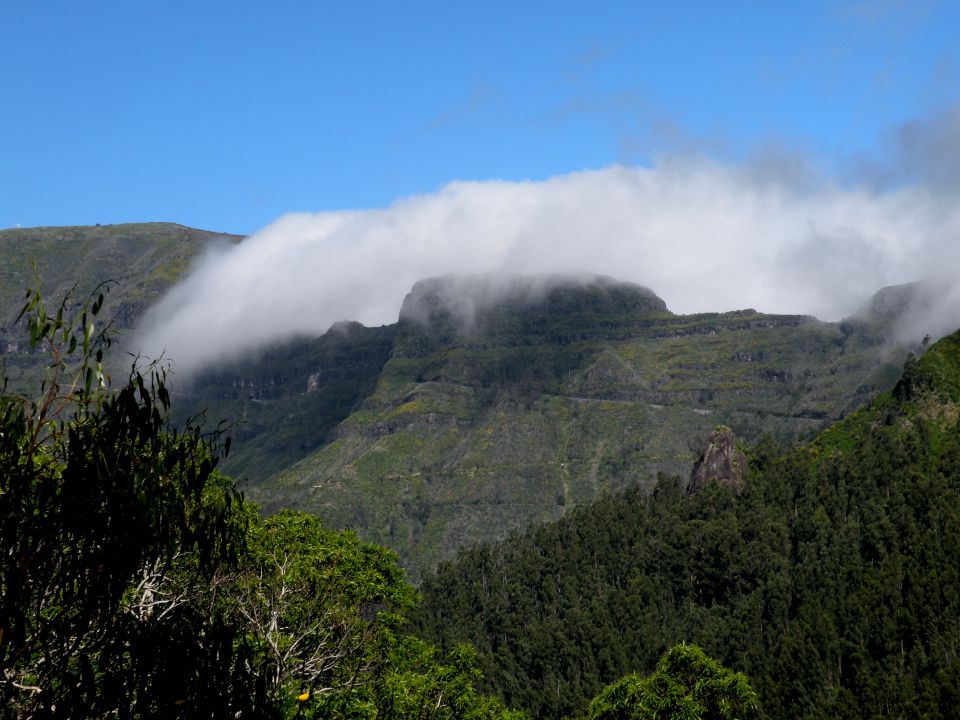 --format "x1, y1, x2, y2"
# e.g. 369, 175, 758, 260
413, 332, 960, 718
